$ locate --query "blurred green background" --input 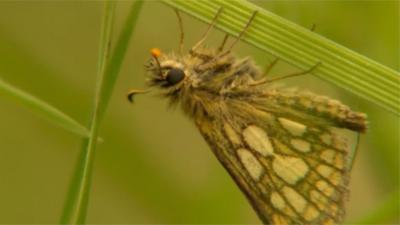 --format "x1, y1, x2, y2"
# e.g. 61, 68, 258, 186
0, 0, 398, 224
